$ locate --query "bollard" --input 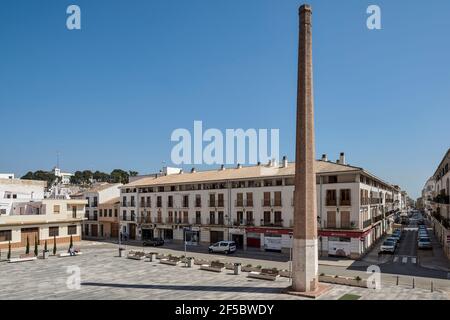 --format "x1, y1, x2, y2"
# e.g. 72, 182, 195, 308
233, 263, 242, 275
431, 281, 434, 292
412, 277, 415, 289
396, 276, 399, 286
